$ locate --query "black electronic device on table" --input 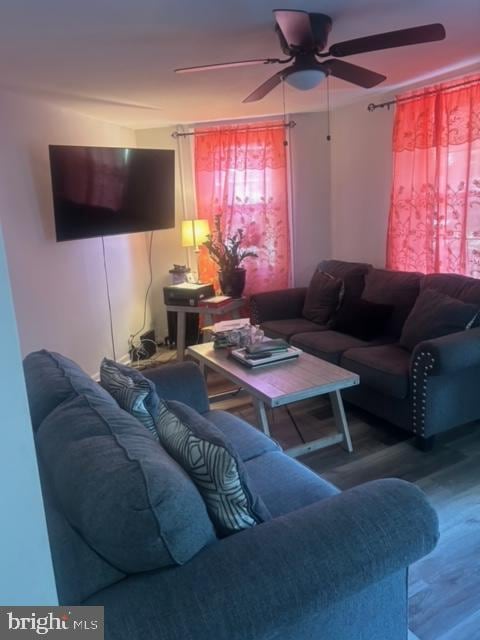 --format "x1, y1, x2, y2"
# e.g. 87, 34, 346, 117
163, 283, 215, 307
